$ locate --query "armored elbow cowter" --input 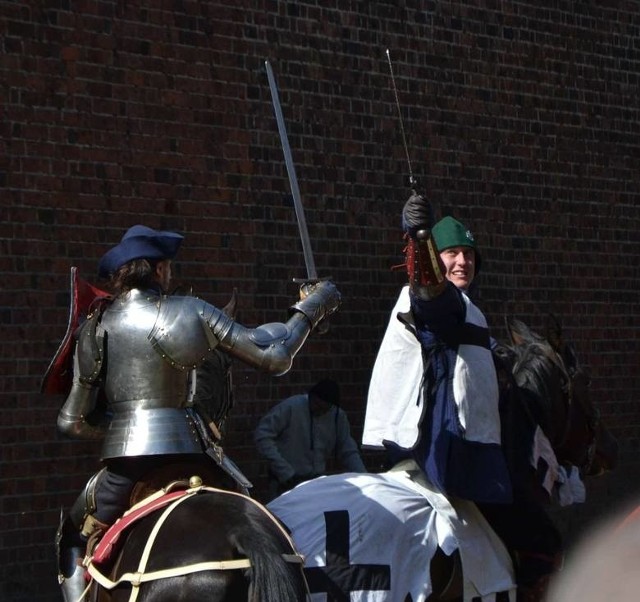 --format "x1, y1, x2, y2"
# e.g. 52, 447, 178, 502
57, 317, 107, 441
213, 316, 308, 376
57, 383, 106, 440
